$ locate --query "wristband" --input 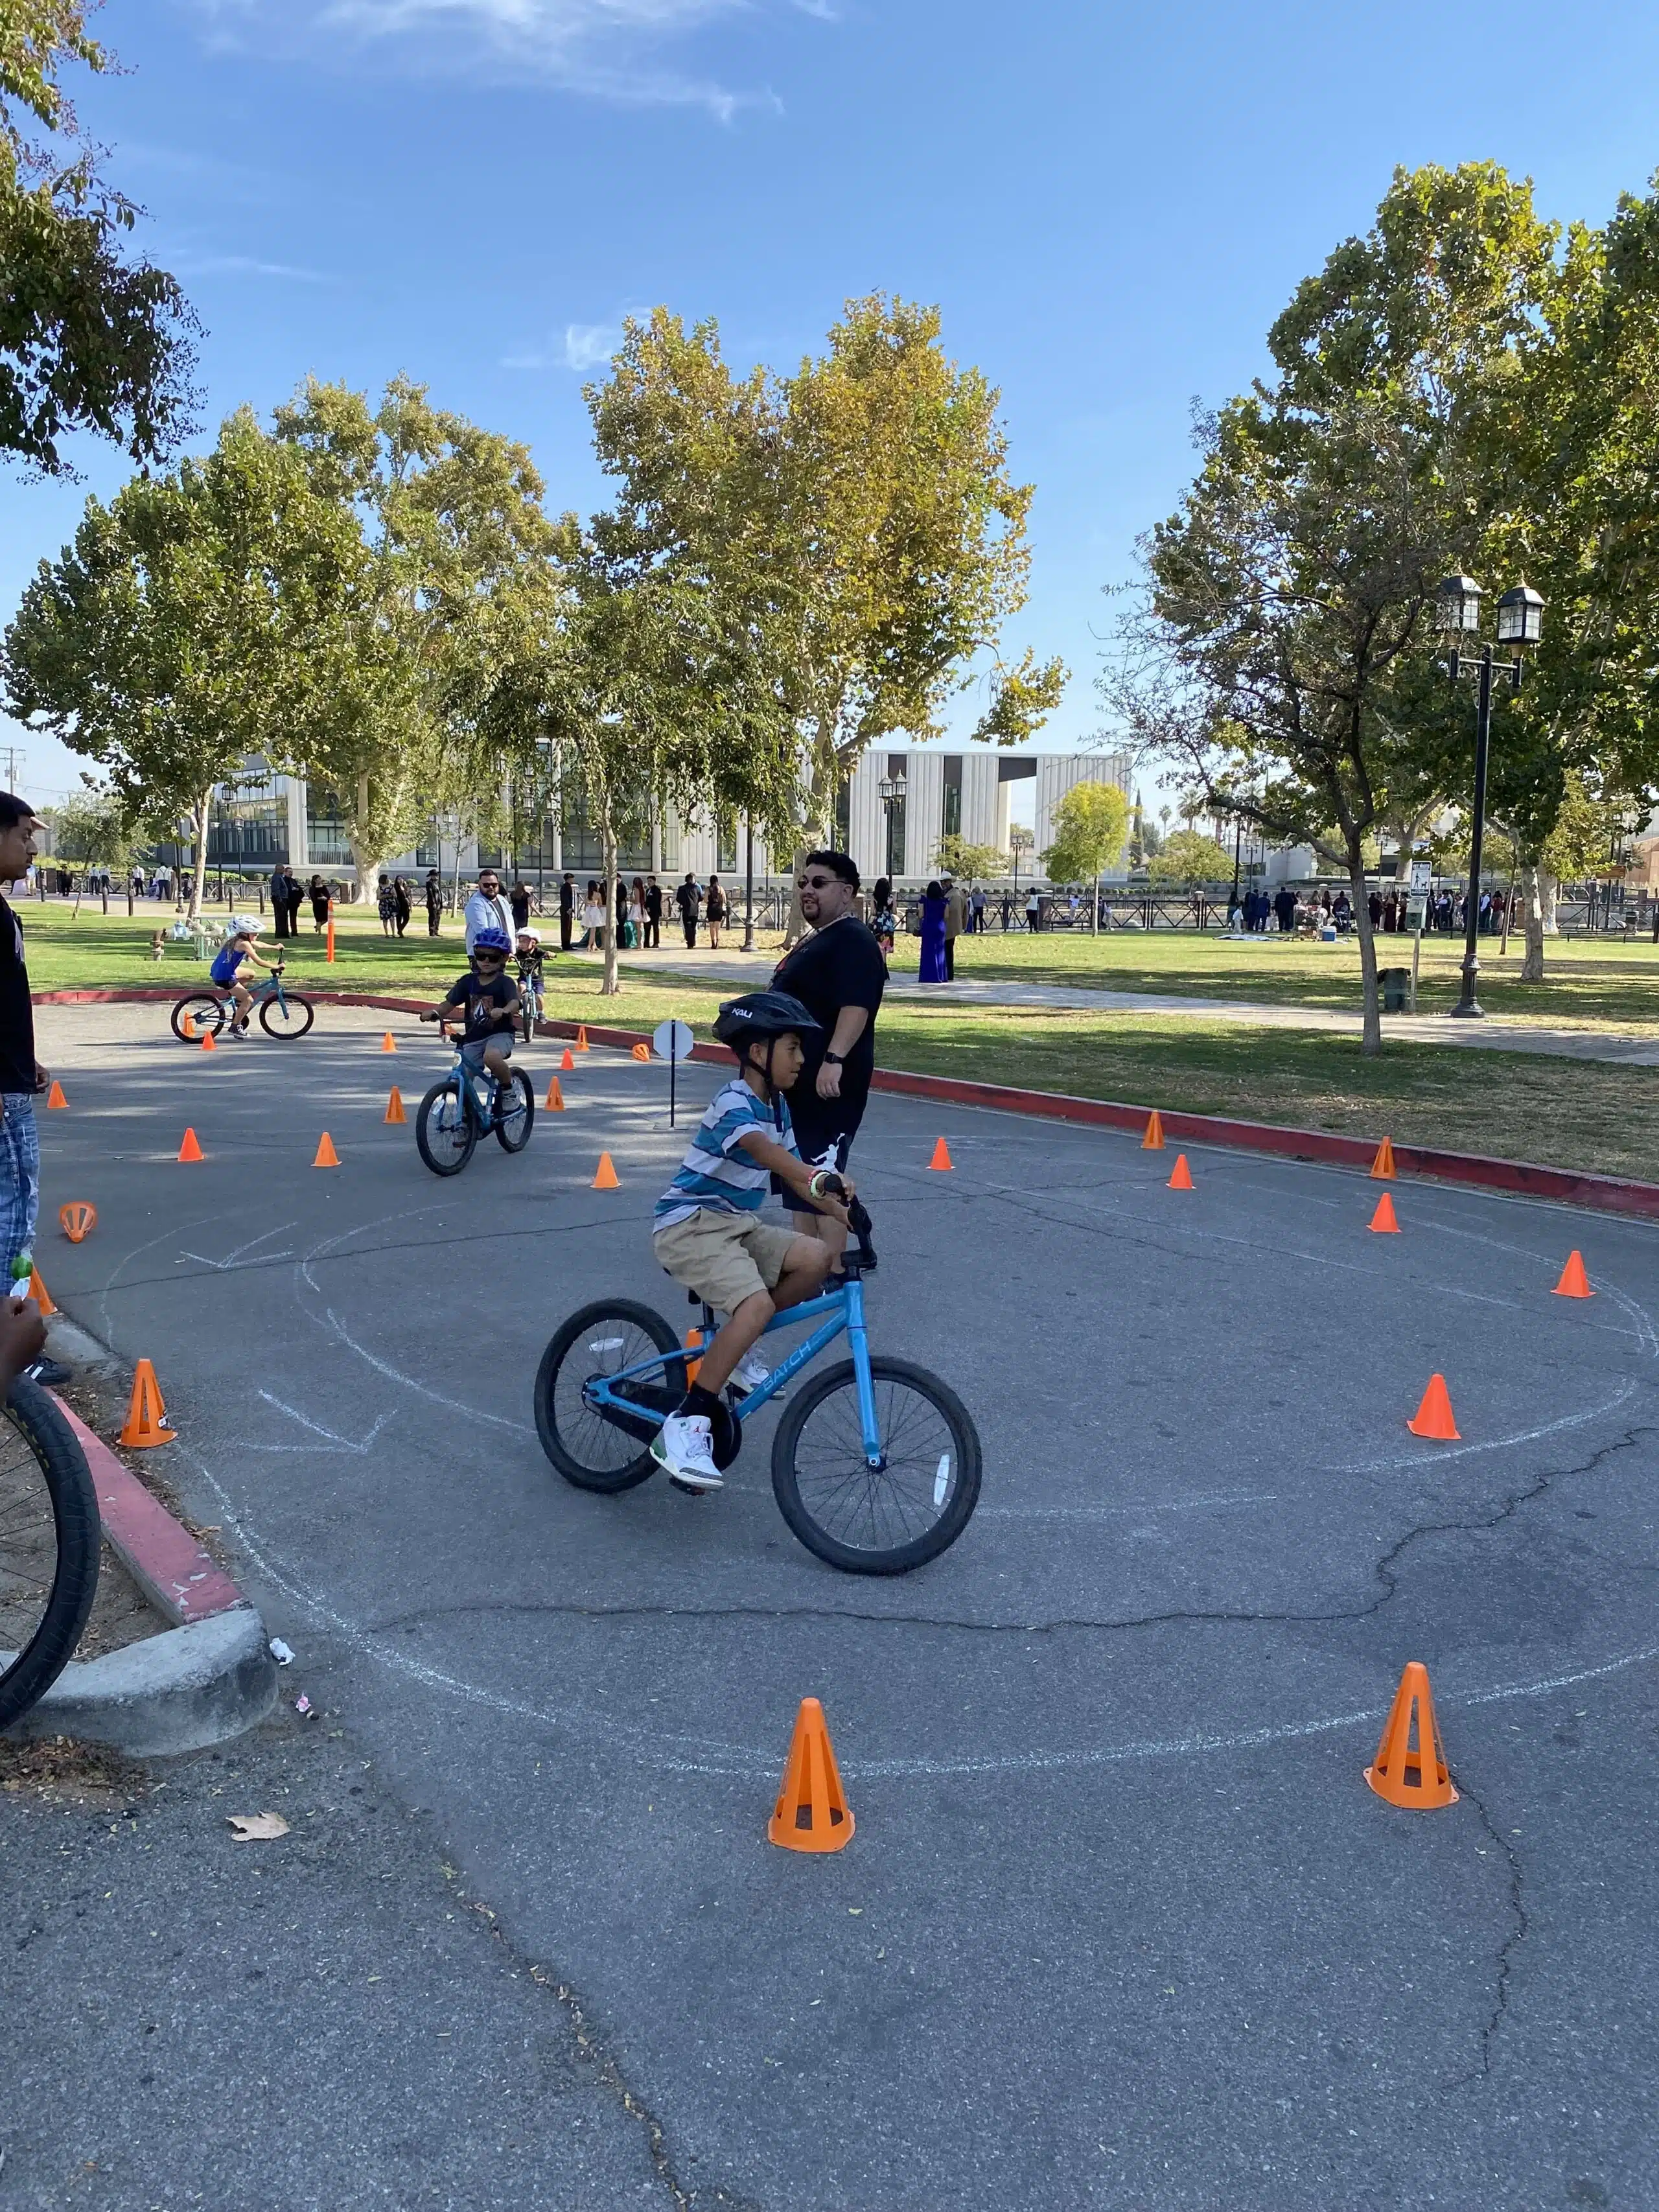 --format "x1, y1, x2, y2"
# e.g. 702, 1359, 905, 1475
822, 1051, 844, 1065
